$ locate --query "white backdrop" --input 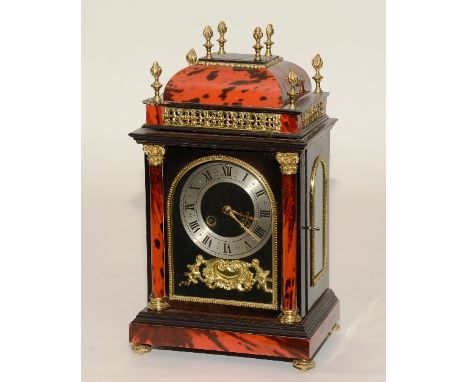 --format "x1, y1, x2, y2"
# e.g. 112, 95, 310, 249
83, 0, 385, 381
